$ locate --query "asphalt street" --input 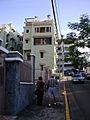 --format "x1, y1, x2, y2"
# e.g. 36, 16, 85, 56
65, 79, 90, 120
